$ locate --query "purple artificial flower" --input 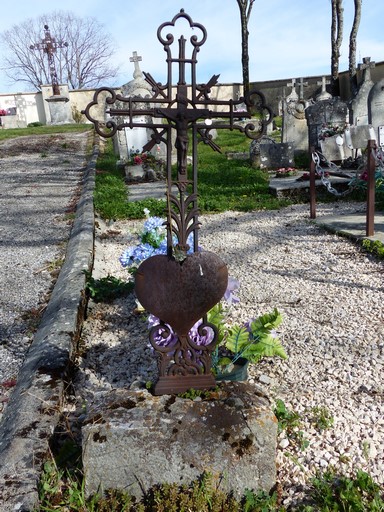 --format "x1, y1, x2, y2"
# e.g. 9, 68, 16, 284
223, 276, 240, 305
189, 319, 215, 346
148, 314, 178, 347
